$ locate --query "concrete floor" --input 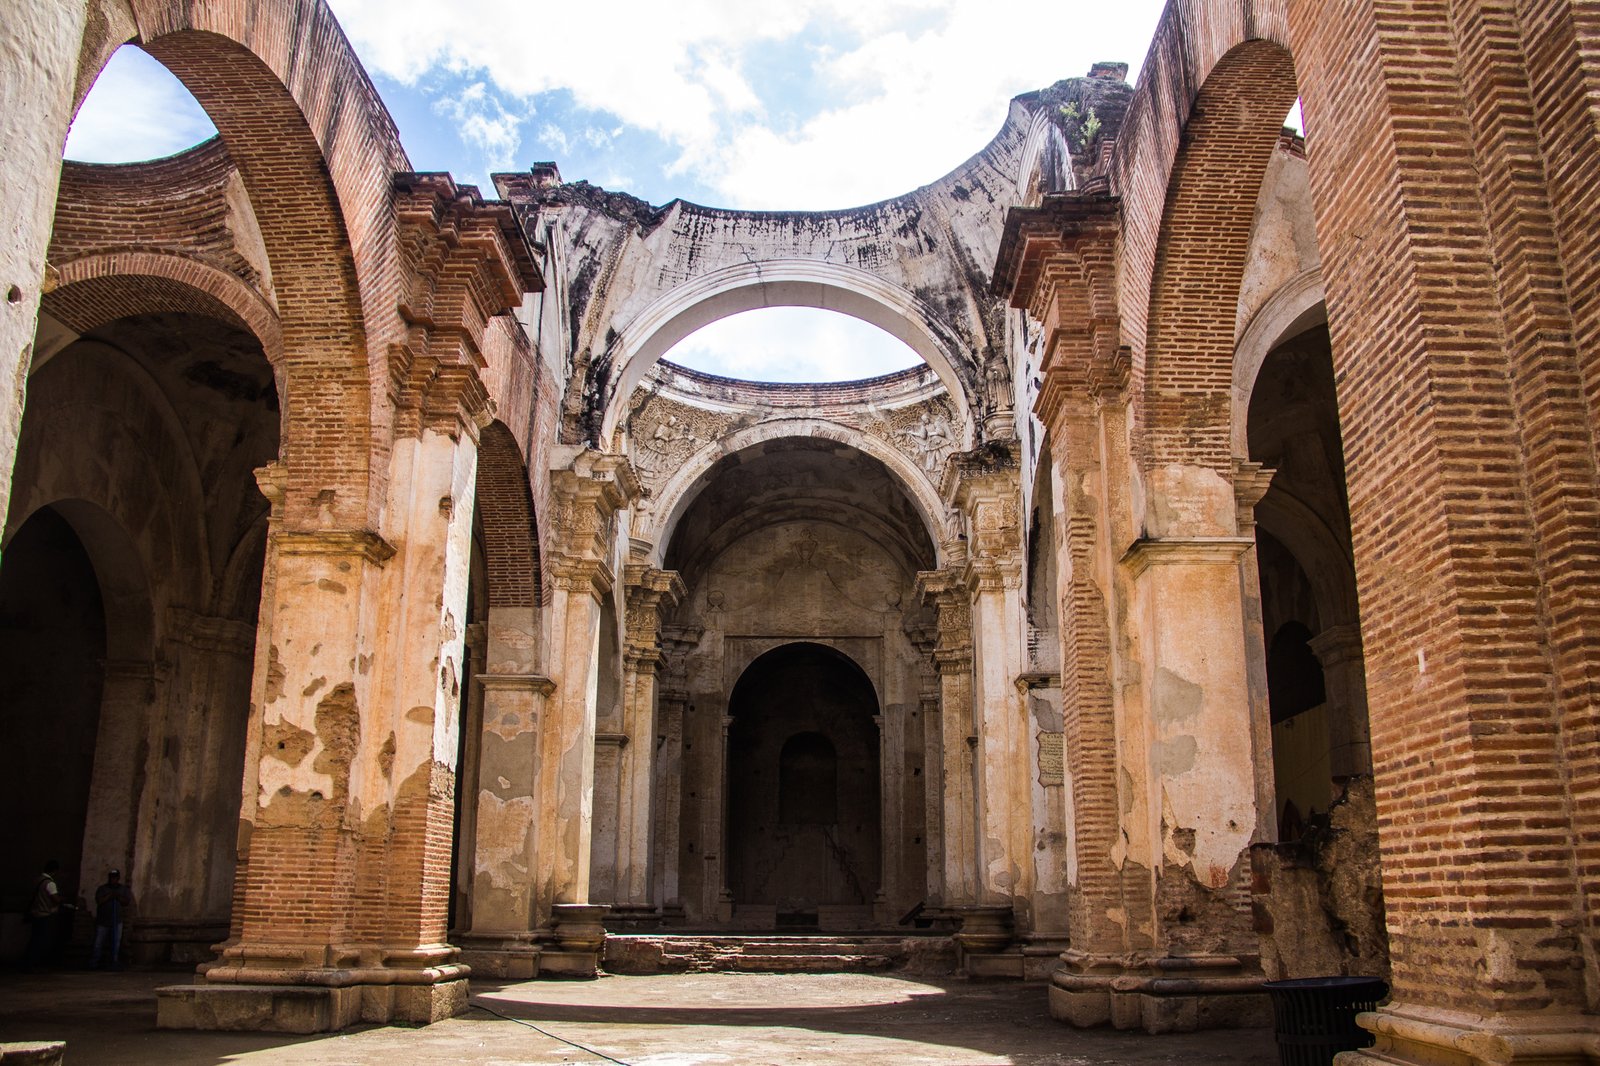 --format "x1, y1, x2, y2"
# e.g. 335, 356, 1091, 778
0, 969, 1279, 1065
